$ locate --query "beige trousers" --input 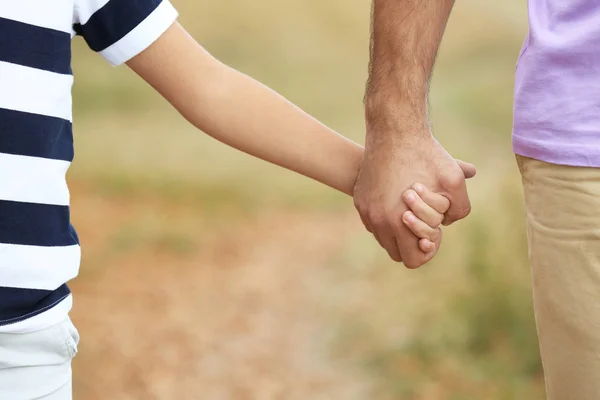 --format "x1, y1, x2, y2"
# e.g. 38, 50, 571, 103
518, 155, 600, 399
